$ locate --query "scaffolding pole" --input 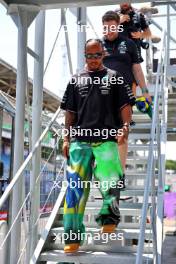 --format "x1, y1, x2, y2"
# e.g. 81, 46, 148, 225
10, 7, 28, 264
167, 5, 170, 66
77, 7, 86, 71
61, 9, 73, 75
29, 11, 45, 259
